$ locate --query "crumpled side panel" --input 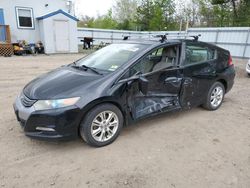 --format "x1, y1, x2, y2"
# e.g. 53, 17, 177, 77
133, 95, 179, 118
